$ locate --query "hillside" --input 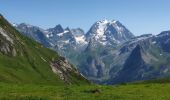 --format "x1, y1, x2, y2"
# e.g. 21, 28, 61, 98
0, 14, 89, 85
